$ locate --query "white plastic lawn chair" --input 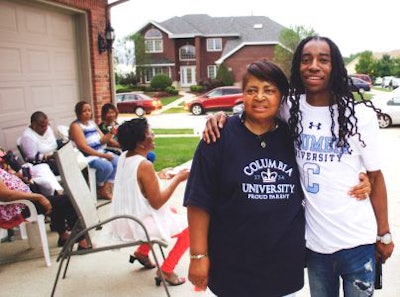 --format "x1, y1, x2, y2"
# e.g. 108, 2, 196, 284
0, 199, 51, 267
